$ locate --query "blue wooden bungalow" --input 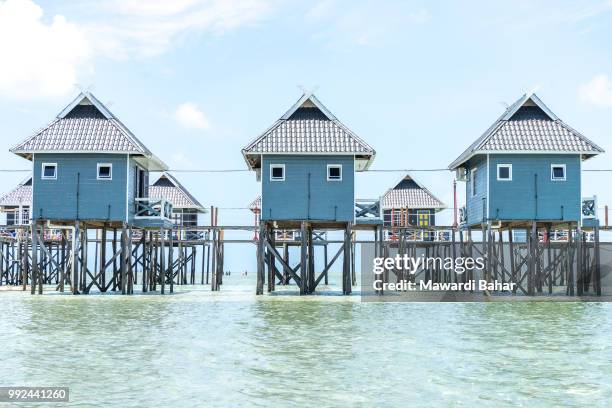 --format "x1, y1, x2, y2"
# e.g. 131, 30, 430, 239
9, 92, 172, 228
381, 173, 446, 229
449, 93, 604, 227
241, 93, 376, 224
149, 172, 206, 228
0, 175, 32, 226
